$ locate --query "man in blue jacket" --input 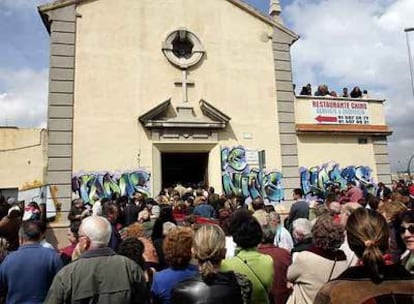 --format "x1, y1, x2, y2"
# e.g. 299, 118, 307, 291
0, 220, 63, 303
